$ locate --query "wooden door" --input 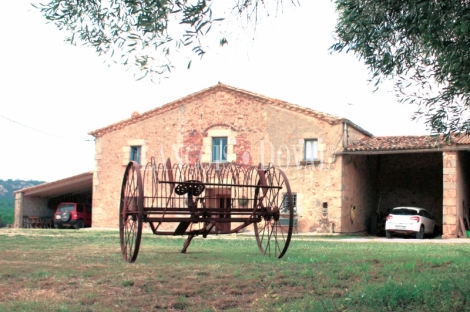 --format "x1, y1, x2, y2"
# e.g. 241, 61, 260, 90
215, 196, 231, 233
